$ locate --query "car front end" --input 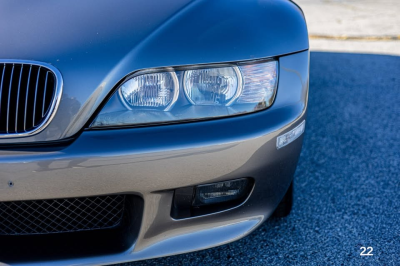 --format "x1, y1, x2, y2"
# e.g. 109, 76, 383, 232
0, 0, 308, 264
